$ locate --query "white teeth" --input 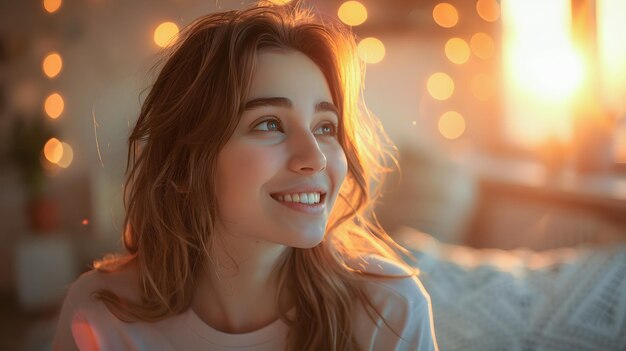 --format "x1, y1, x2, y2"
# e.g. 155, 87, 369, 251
274, 192, 322, 204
